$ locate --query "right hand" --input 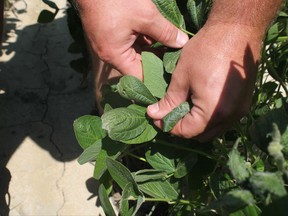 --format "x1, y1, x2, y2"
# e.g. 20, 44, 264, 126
76, 0, 189, 80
